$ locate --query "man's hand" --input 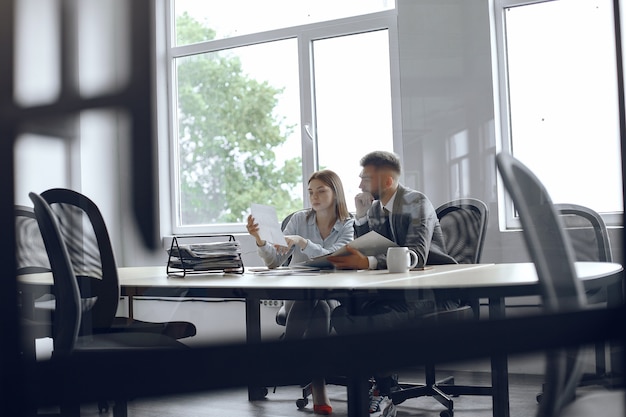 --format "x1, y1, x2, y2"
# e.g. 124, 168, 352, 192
355, 192, 374, 218
328, 245, 369, 270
